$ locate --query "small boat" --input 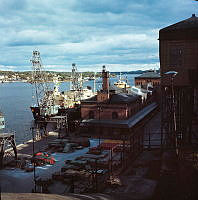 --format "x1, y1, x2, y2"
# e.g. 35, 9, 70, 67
114, 73, 130, 89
